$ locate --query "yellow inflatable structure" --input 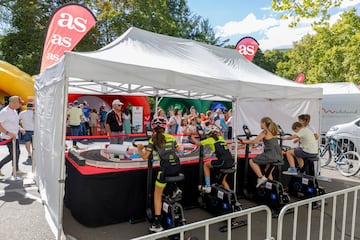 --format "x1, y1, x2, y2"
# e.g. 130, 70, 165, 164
0, 60, 34, 104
